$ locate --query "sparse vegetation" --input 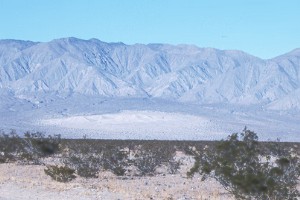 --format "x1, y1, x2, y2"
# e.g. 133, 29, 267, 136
1, 129, 299, 200
133, 143, 177, 176
187, 157, 200, 178
0, 130, 61, 164
188, 128, 300, 200
21, 132, 61, 164
66, 154, 101, 178
23, 131, 61, 156
0, 130, 23, 163
44, 165, 76, 182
